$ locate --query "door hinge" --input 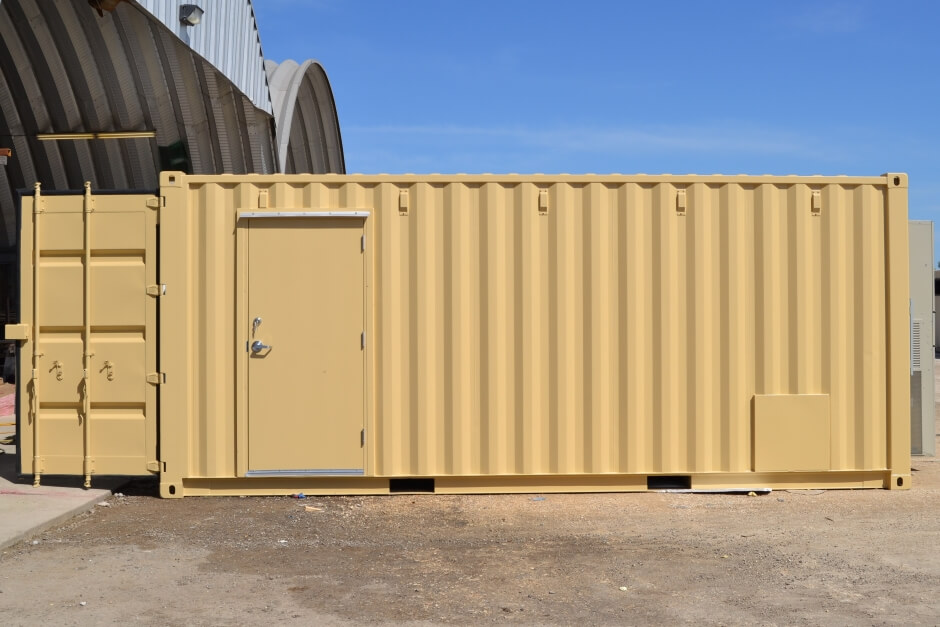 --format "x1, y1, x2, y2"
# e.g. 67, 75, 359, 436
146, 372, 166, 385
361, 233, 366, 252
146, 461, 161, 472
361, 429, 365, 447
146, 284, 166, 297
146, 196, 164, 209
361, 331, 366, 349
